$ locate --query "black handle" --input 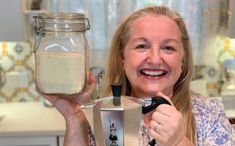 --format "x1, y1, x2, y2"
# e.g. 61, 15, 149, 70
142, 96, 171, 114
142, 96, 171, 146
148, 139, 156, 146
111, 84, 122, 106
